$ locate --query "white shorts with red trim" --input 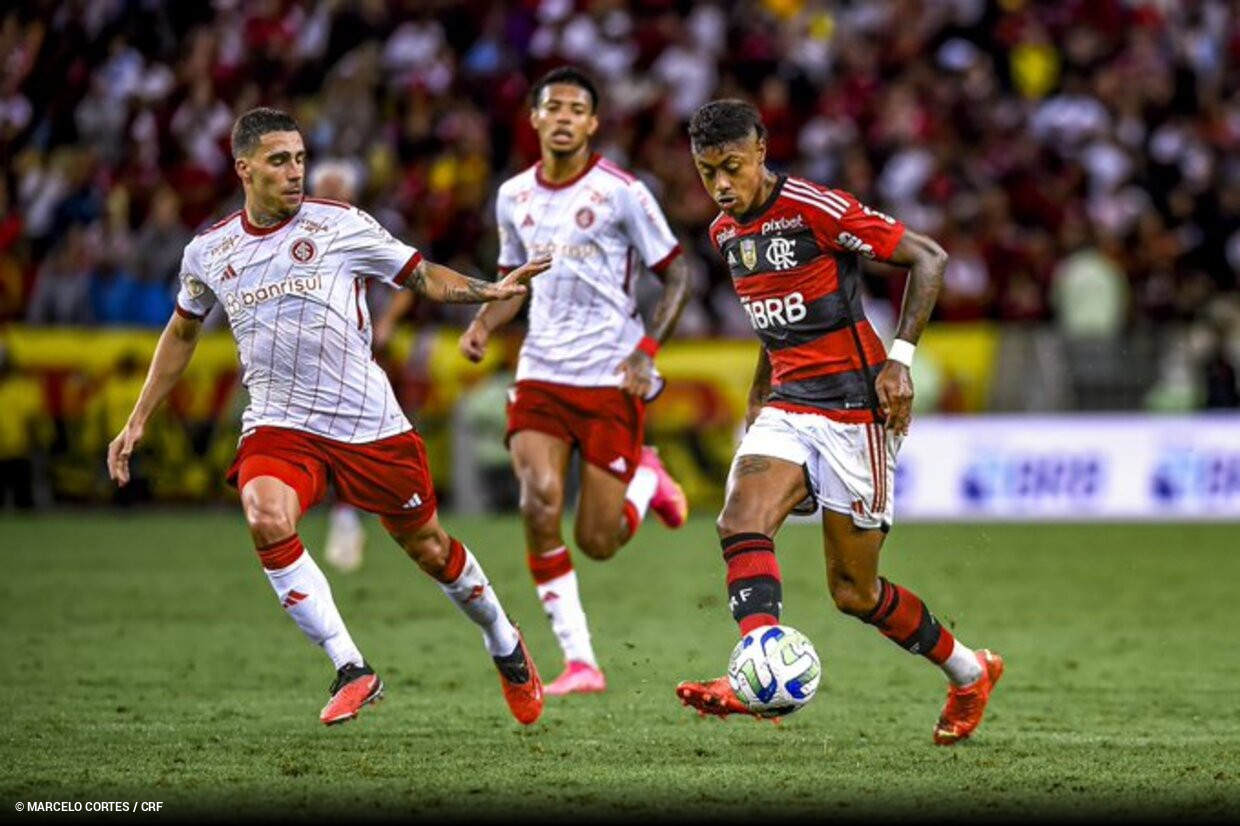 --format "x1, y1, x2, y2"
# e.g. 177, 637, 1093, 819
735, 406, 902, 530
